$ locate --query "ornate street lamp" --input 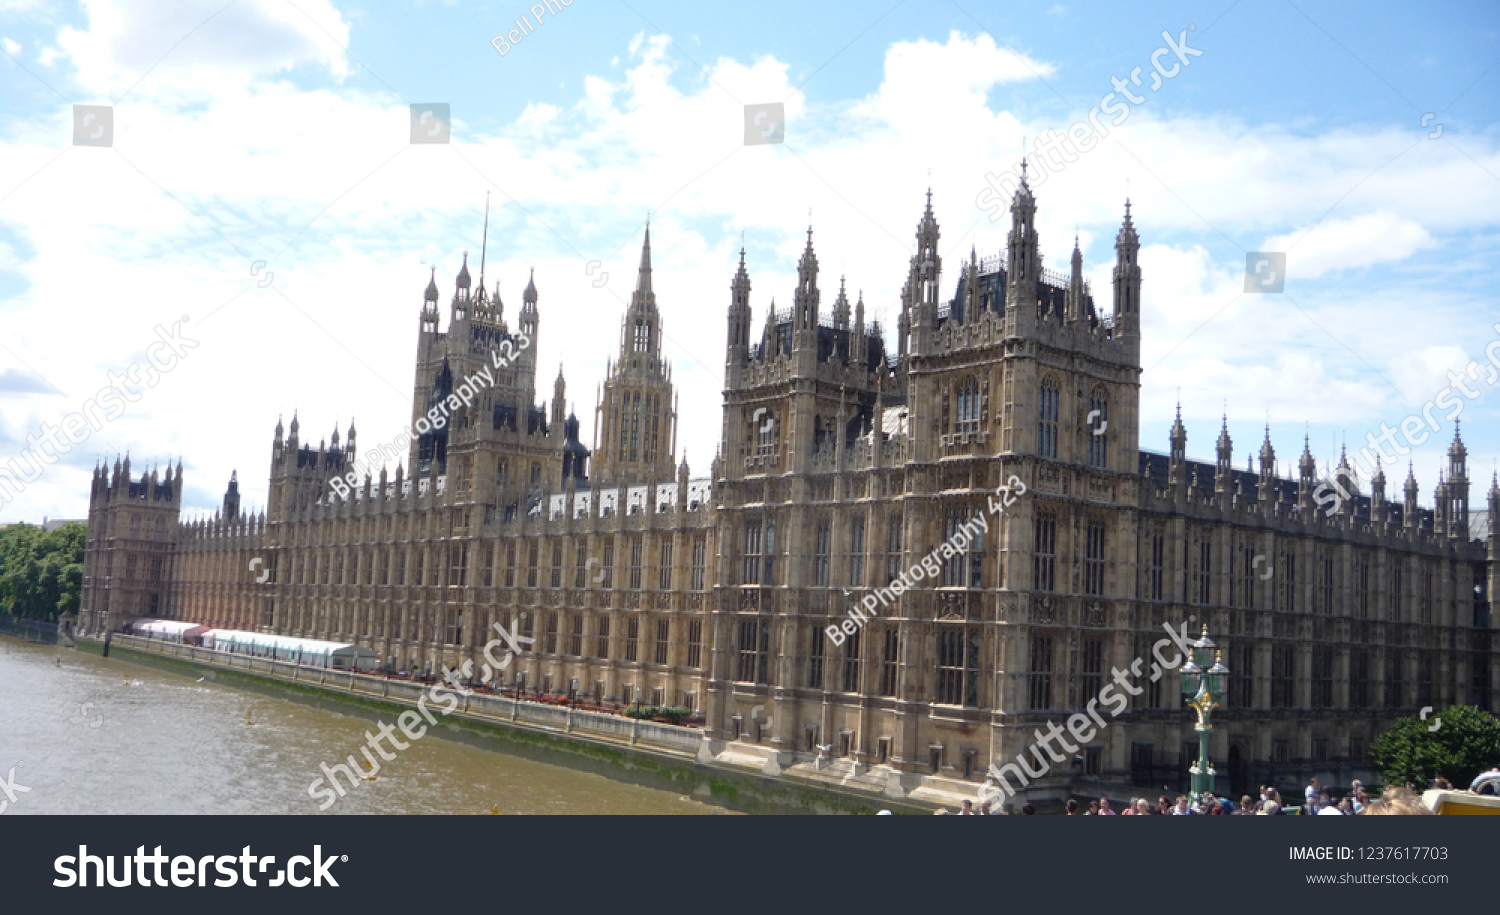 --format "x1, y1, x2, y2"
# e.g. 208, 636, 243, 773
1180, 625, 1230, 807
